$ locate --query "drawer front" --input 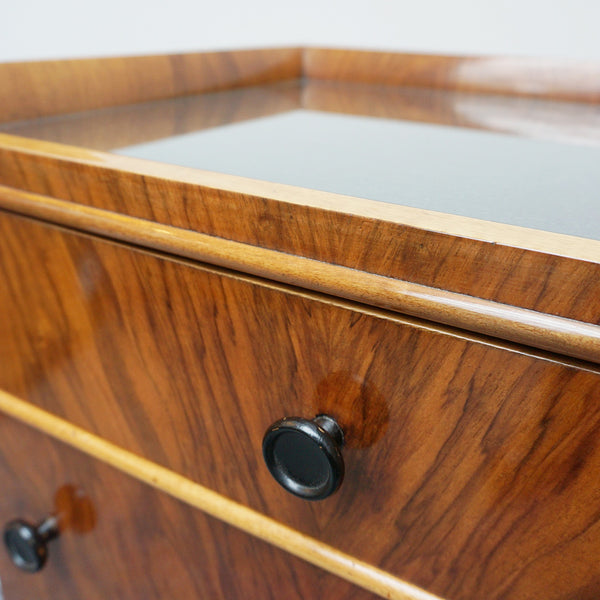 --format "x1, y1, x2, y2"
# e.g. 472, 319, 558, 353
0, 413, 373, 599
1, 212, 600, 600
